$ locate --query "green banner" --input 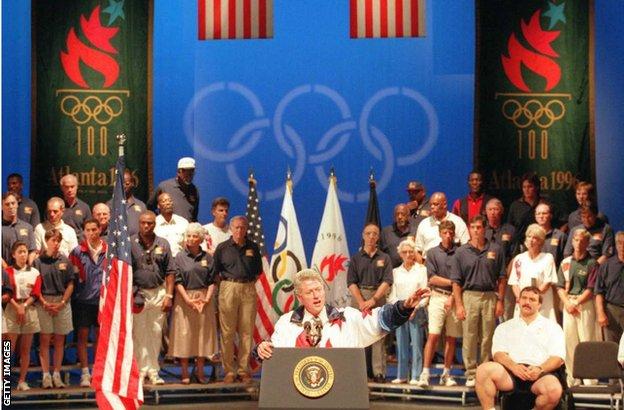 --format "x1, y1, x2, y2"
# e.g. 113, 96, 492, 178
475, 0, 594, 216
32, 0, 151, 208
